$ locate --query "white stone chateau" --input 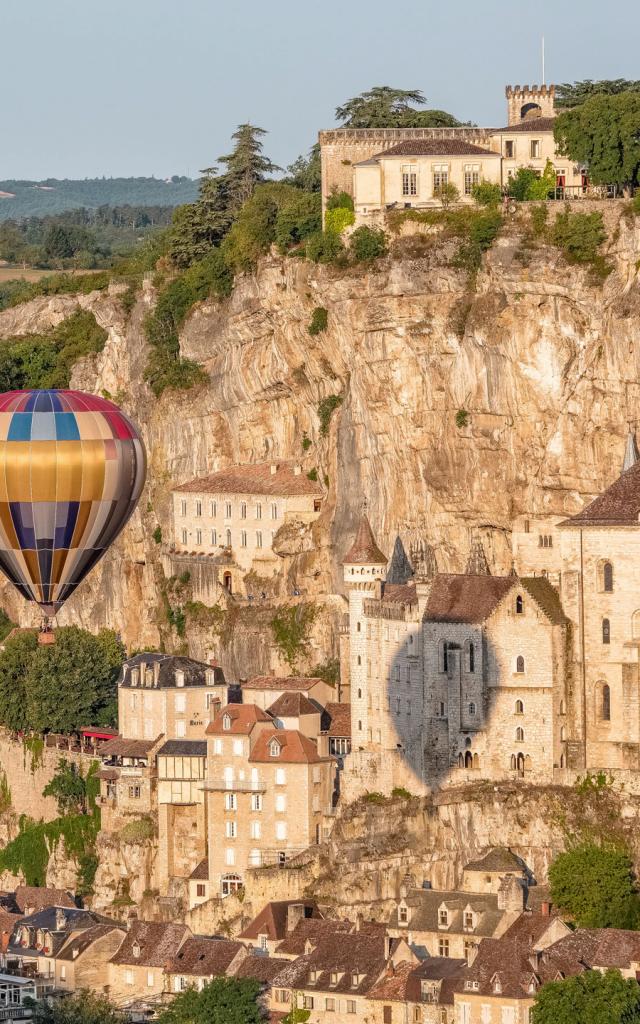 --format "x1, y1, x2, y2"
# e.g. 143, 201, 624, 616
341, 432, 640, 797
